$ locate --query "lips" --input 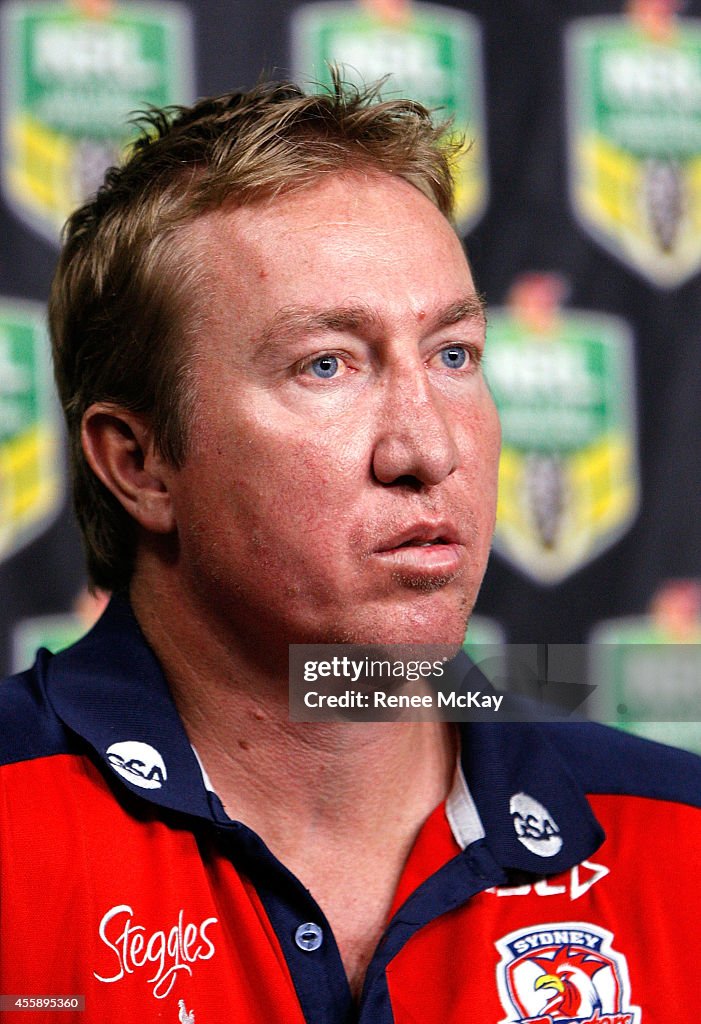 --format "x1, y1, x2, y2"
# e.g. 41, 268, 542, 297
375, 522, 461, 552
372, 522, 465, 580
